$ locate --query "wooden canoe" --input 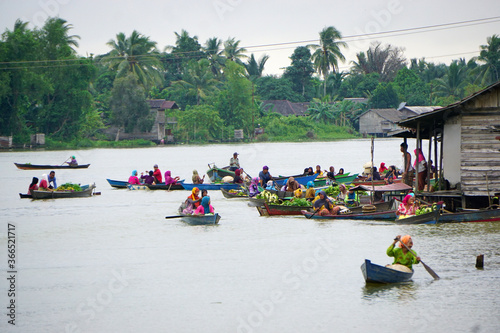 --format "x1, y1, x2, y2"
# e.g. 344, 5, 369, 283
394, 209, 441, 225
221, 188, 248, 198
313, 173, 359, 187
14, 163, 90, 170
263, 202, 314, 216
247, 197, 266, 207
302, 209, 397, 220
107, 179, 128, 188
439, 208, 500, 223
361, 259, 413, 284
181, 183, 242, 191
207, 165, 236, 181
107, 179, 184, 190
274, 173, 318, 187
31, 184, 96, 199
180, 213, 221, 225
